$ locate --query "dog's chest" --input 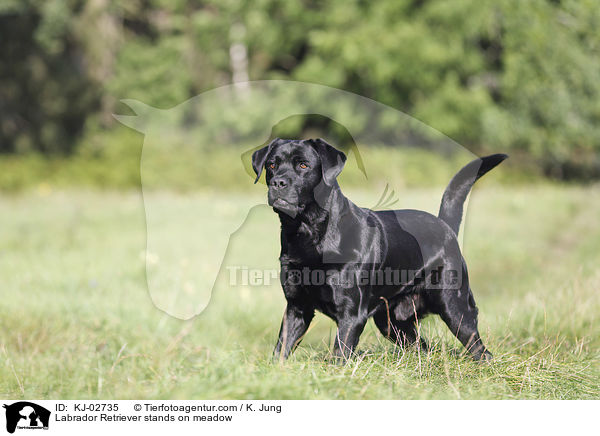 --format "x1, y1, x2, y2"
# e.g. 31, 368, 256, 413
310, 284, 348, 320
282, 227, 327, 265
280, 260, 356, 321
